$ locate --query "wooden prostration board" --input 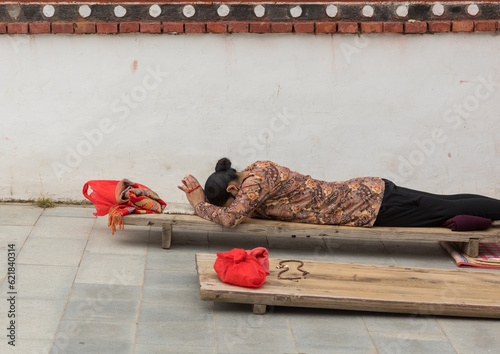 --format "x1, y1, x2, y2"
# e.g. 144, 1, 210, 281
196, 254, 500, 318
123, 213, 500, 256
